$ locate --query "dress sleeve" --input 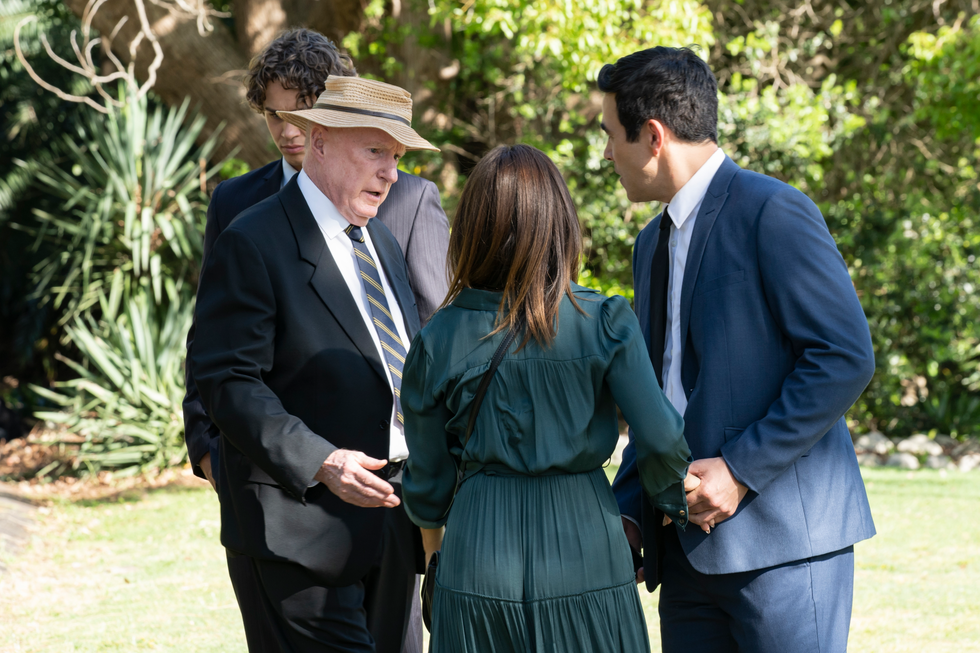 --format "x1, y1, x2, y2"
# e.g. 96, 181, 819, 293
601, 295, 692, 510
402, 332, 457, 528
